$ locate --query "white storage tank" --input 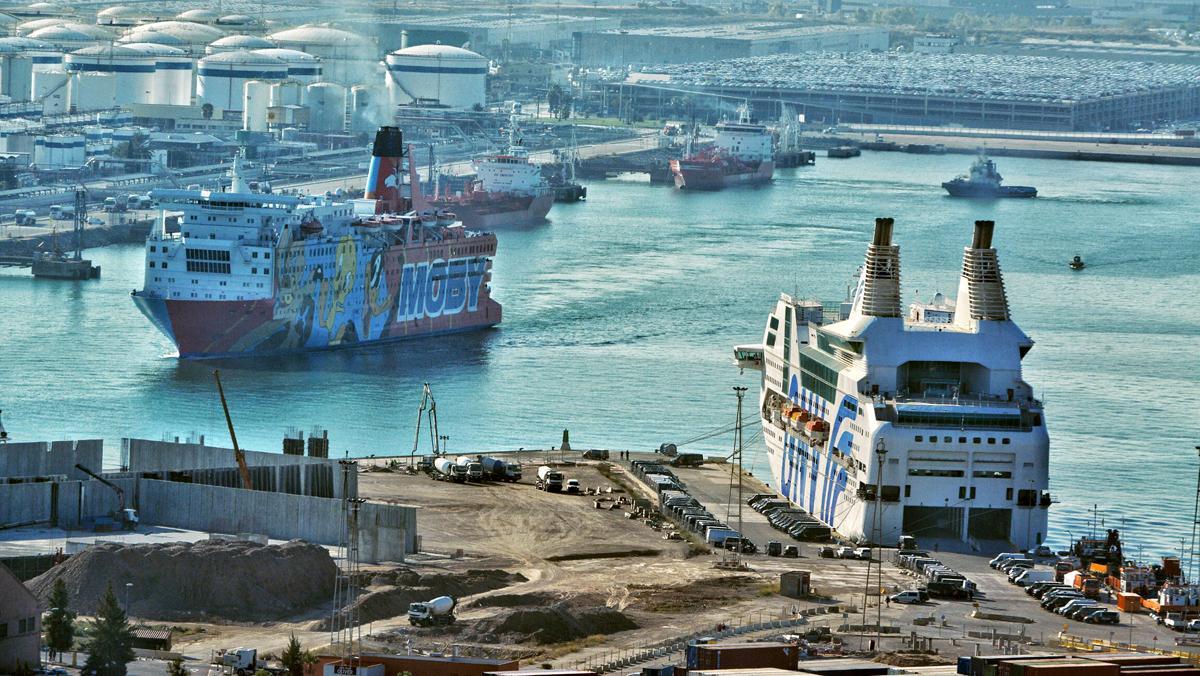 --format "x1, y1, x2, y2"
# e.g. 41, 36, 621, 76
242, 79, 270, 131
176, 9, 219, 24
385, 44, 486, 110
122, 21, 224, 51
121, 43, 192, 106
68, 71, 116, 110
206, 34, 273, 55
33, 68, 66, 113
0, 44, 34, 101
34, 132, 86, 169
27, 25, 100, 51
65, 44, 155, 105
266, 25, 376, 86
306, 81, 345, 132
0, 37, 62, 74
269, 79, 303, 107
253, 48, 320, 85
350, 84, 380, 132
197, 49, 286, 111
